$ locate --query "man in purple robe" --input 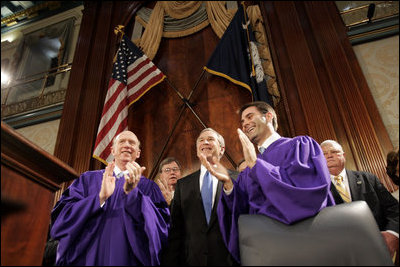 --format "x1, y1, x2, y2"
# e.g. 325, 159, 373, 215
50, 131, 170, 266
202, 101, 335, 263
